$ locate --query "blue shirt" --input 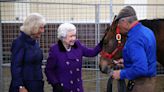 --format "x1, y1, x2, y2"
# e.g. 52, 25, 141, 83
120, 23, 157, 80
